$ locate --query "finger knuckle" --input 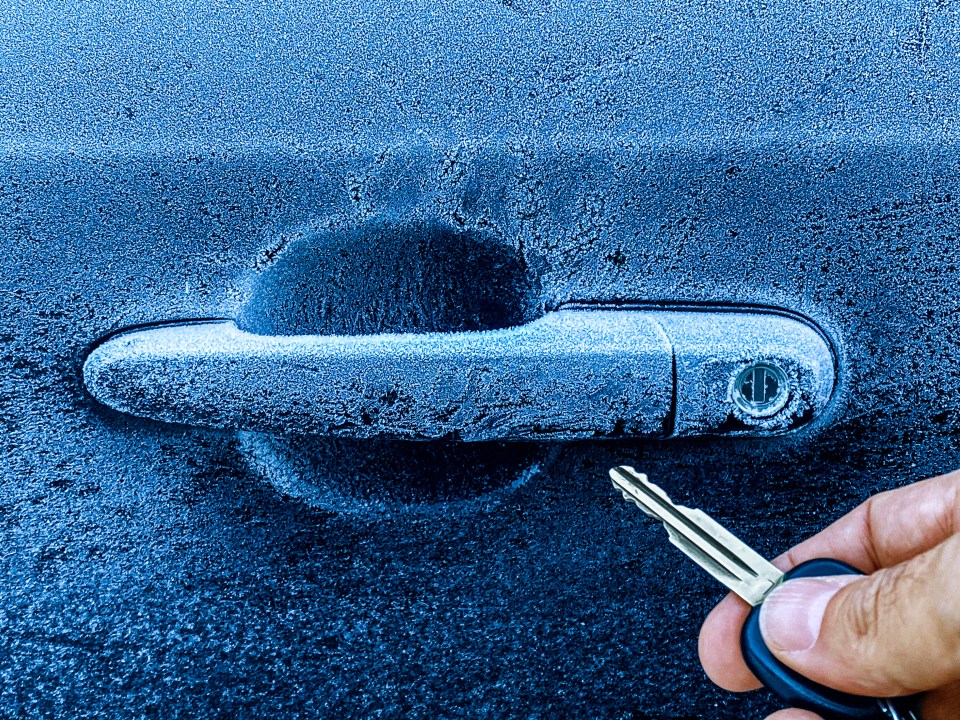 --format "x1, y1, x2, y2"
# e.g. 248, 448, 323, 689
845, 574, 885, 646
845, 560, 923, 652
936, 538, 960, 666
